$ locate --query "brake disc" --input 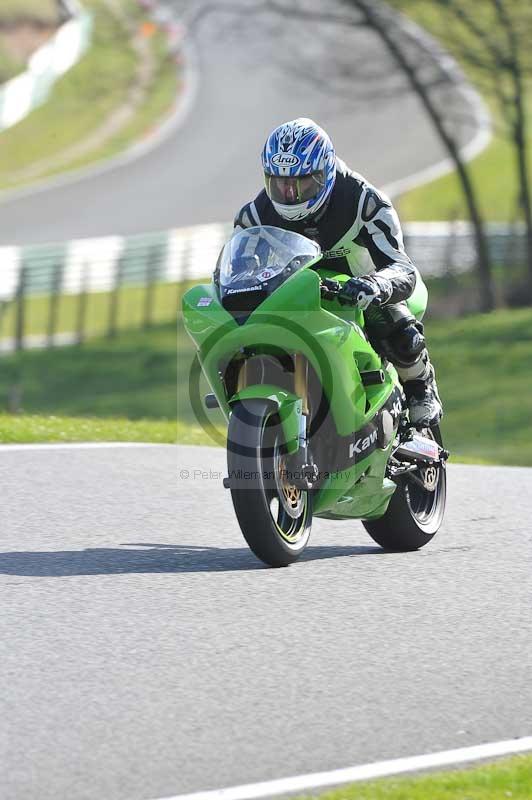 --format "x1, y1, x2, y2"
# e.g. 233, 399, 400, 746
421, 464, 439, 491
